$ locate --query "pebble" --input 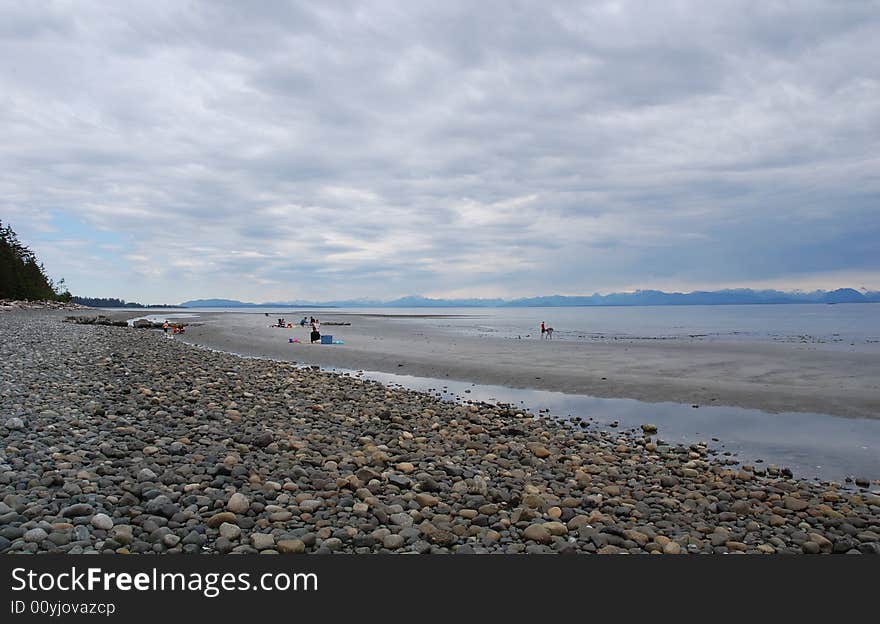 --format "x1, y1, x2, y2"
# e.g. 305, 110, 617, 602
662, 542, 682, 555
383, 534, 405, 549
353, 502, 369, 514
110, 526, 133, 545
390, 512, 413, 528
802, 541, 821, 554
91, 513, 113, 530
24, 528, 48, 543
227, 493, 249, 514
277, 539, 305, 554
208, 512, 238, 528
299, 499, 322, 513
523, 524, 552, 544
251, 533, 275, 550
61, 503, 94, 518
219, 522, 241, 541
783, 496, 810, 512
543, 521, 567, 536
